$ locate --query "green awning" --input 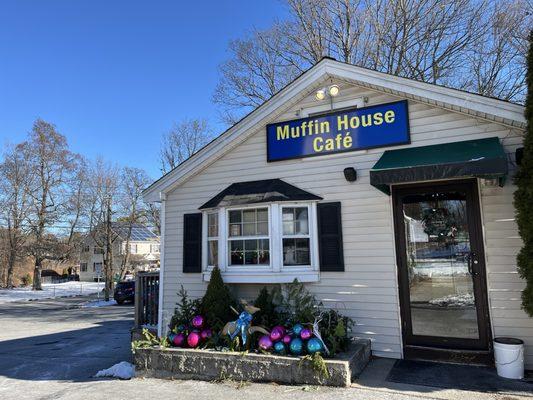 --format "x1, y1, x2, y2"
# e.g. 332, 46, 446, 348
370, 137, 508, 194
